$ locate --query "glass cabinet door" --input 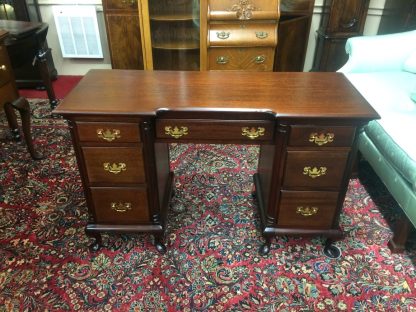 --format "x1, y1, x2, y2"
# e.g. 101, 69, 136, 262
141, 0, 200, 70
